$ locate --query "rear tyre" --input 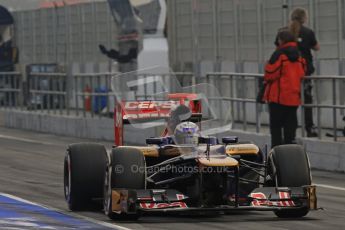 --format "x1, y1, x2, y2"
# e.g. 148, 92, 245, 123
268, 144, 311, 218
104, 147, 145, 220
64, 143, 107, 211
